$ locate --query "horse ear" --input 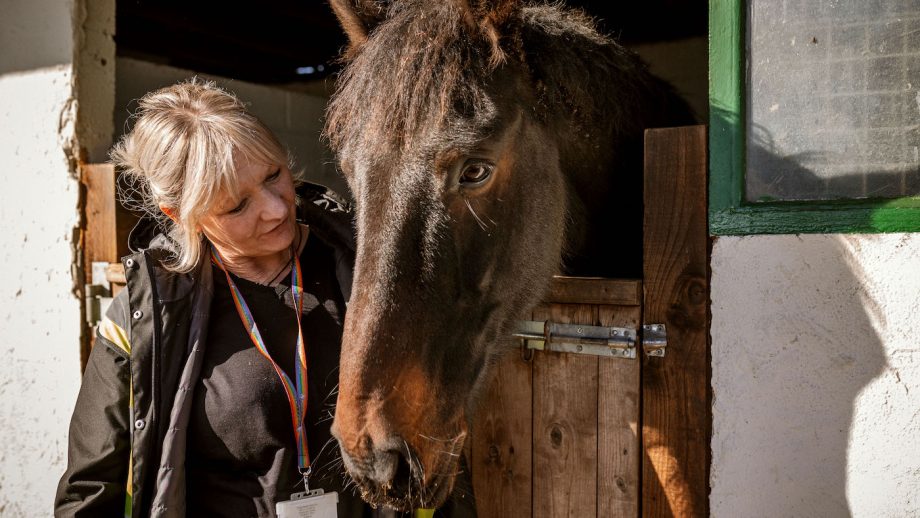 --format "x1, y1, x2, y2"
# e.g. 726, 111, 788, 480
329, 0, 388, 56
